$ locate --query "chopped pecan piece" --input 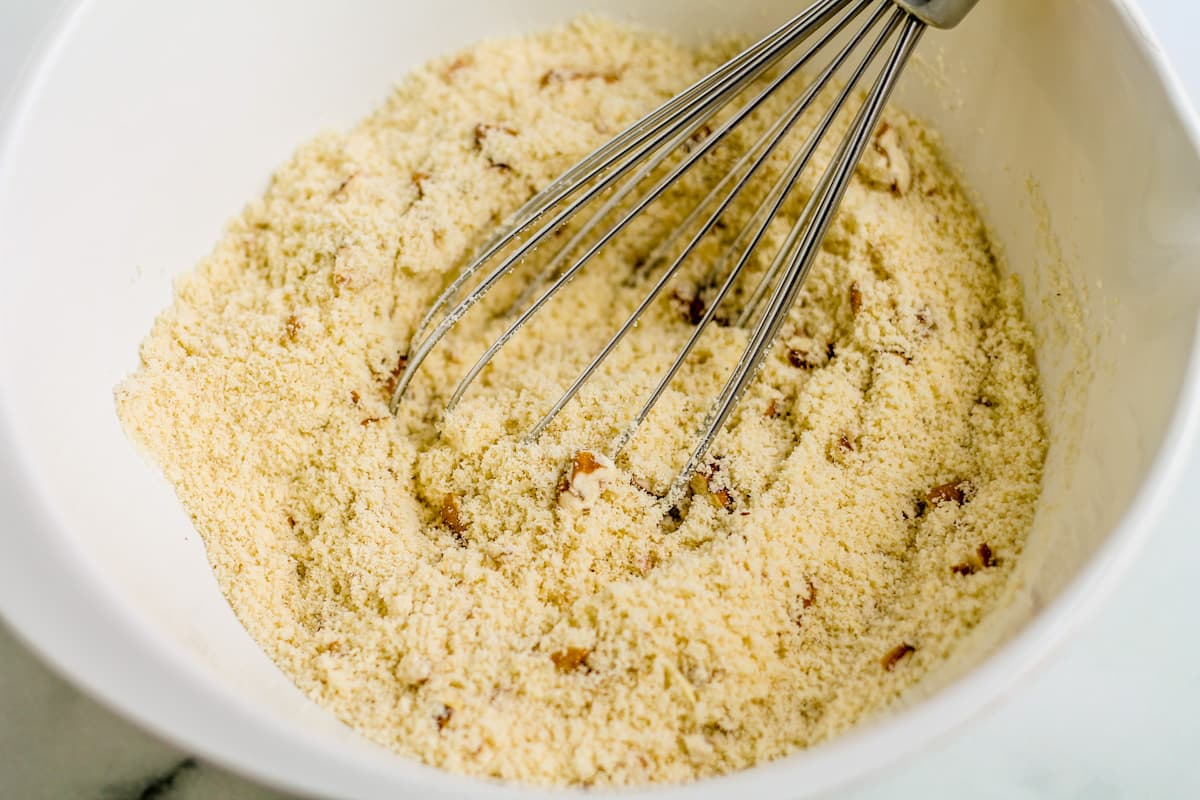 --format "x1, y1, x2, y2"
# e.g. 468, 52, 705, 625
472, 122, 518, 150
953, 542, 998, 576
857, 121, 912, 195
849, 281, 862, 315
787, 348, 814, 369
440, 493, 468, 534
672, 289, 707, 325
434, 705, 453, 731
629, 475, 665, 499
550, 647, 590, 672
764, 398, 779, 419
926, 480, 969, 507
411, 171, 430, 199
539, 68, 620, 88
472, 124, 518, 172
690, 462, 734, 512
331, 173, 356, 198
350, 390, 361, 405
558, 450, 619, 512
711, 488, 733, 511
881, 347, 913, 365
882, 642, 915, 671
575, 451, 607, 475
443, 56, 471, 79
380, 353, 409, 399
